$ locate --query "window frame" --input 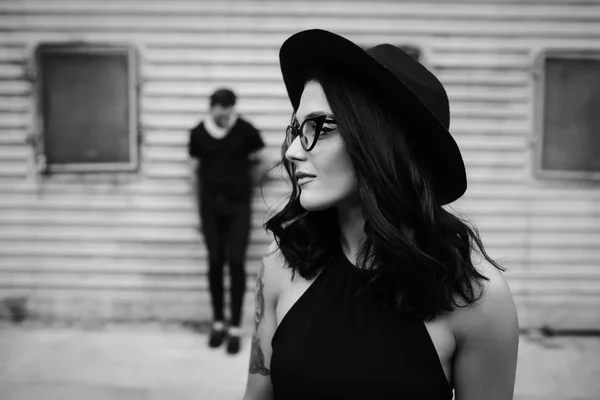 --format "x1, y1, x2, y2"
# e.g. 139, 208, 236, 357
532, 50, 600, 181
34, 42, 140, 173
